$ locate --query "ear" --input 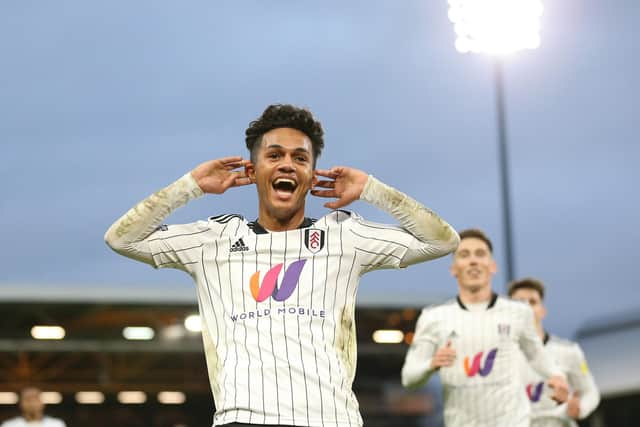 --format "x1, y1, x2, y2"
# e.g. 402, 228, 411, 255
245, 162, 255, 183
449, 262, 458, 279
489, 258, 498, 275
